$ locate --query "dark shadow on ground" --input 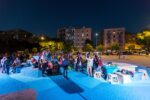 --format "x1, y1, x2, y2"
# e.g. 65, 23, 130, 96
50, 75, 84, 94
